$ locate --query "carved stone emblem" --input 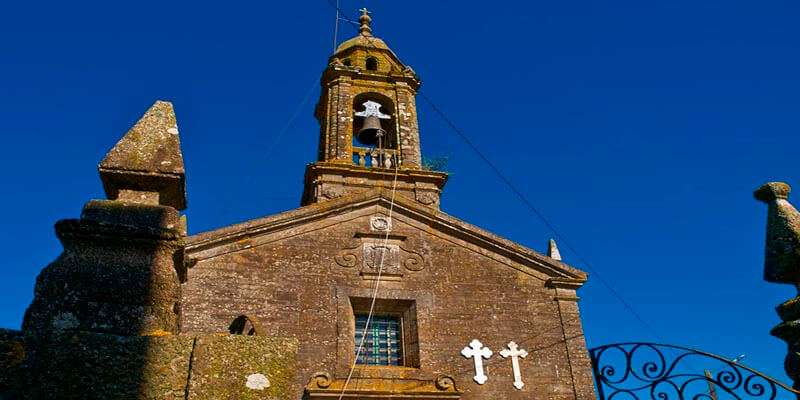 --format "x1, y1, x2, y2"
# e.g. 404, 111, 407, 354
363, 243, 399, 269
415, 190, 438, 206
370, 216, 392, 231
333, 233, 430, 277
322, 186, 342, 200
